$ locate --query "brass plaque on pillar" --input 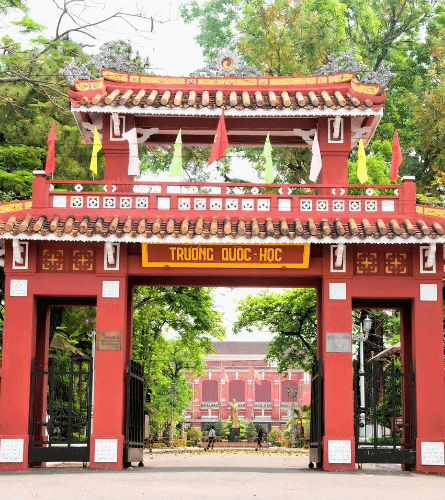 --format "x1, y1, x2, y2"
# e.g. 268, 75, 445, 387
97, 331, 122, 351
